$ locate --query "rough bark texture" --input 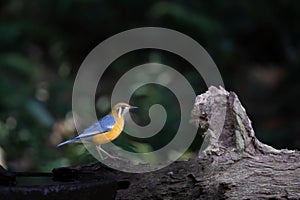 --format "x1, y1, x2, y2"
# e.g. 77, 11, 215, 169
188, 86, 300, 199
1, 86, 299, 199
